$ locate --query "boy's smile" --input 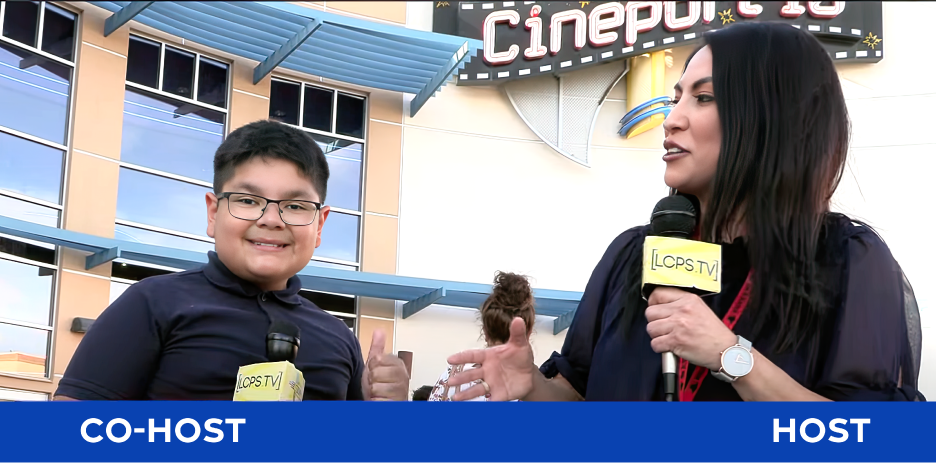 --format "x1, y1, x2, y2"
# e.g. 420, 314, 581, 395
205, 157, 330, 291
